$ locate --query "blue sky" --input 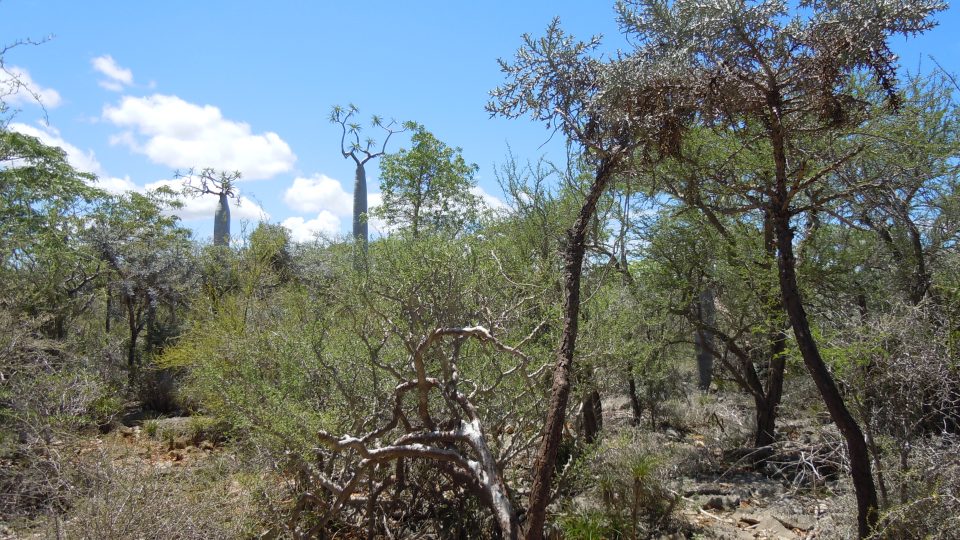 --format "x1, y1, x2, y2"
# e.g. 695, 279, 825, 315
2, 1, 958, 242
